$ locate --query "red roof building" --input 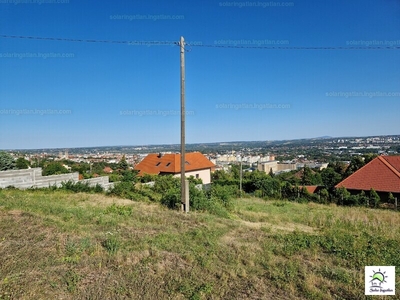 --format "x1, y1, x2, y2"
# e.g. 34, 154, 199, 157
134, 152, 215, 184
103, 166, 113, 174
300, 185, 324, 194
335, 156, 400, 200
